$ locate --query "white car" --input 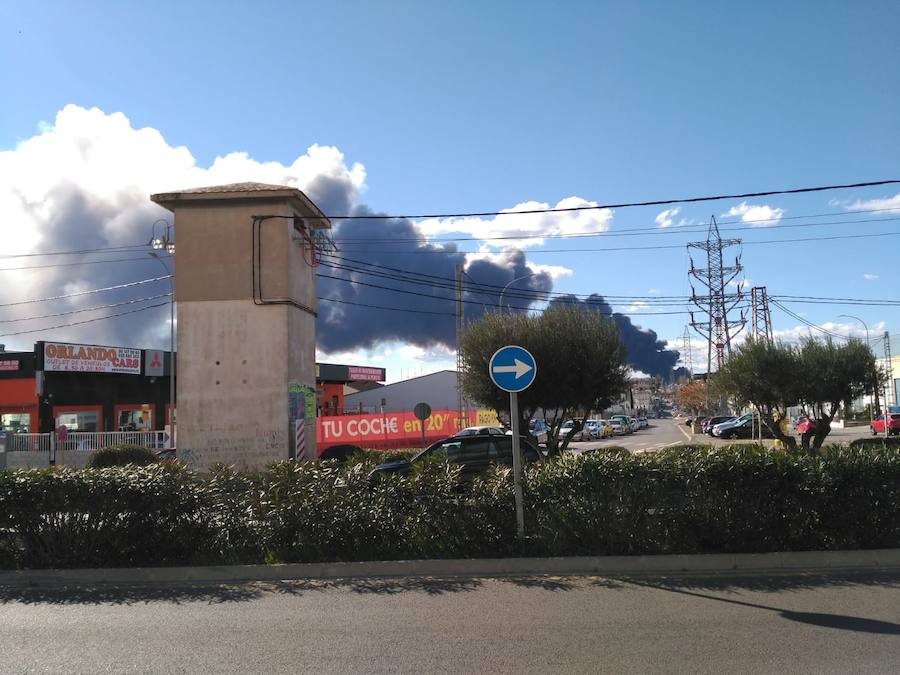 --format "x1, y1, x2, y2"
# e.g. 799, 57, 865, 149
560, 419, 591, 441
607, 419, 628, 436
